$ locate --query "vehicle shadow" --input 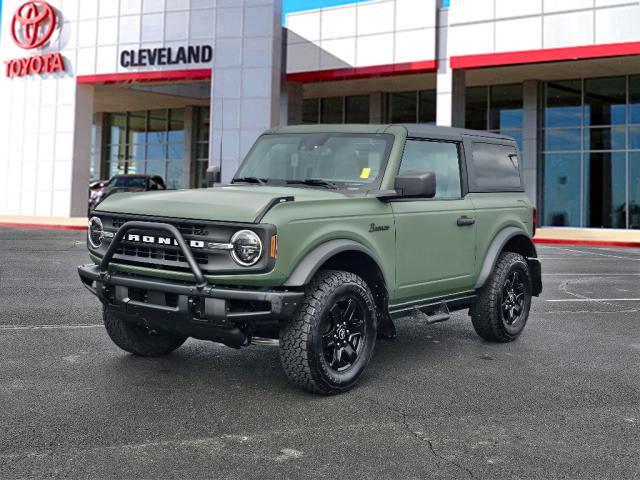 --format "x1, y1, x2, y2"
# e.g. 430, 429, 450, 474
101, 312, 491, 398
